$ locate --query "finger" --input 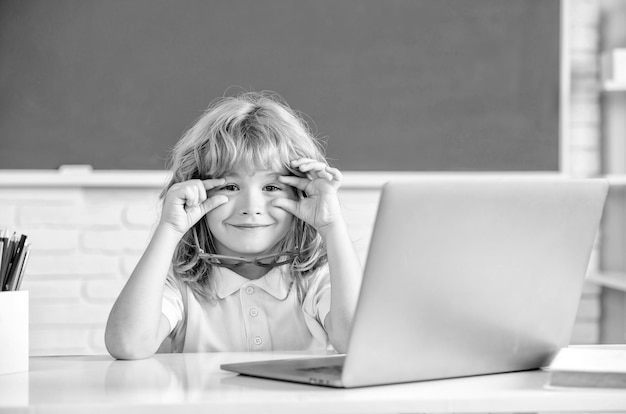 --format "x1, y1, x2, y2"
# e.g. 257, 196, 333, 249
278, 175, 311, 191
317, 169, 334, 180
295, 162, 334, 181
296, 160, 328, 173
186, 195, 228, 227
303, 164, 336, 181
290, 158, 319, 167
175, 184, 198, 208
199, 195, 229, 215
202, 178, 226, 190
324, 166, 343, 182
272, 197, 299, 216
185, 181, 208, 207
